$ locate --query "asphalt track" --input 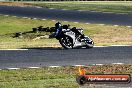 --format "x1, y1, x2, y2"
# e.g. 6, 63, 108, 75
0, 5, 132, 26
0, 46, 132, 69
